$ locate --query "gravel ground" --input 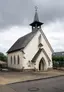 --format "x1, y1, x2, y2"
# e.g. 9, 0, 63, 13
0, 69, 64, 85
